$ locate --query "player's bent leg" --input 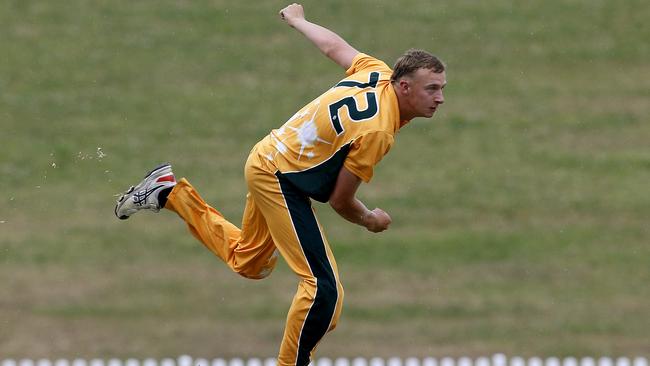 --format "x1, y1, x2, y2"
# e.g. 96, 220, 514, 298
165, 178, 277, 279
230, 192, 279, 279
